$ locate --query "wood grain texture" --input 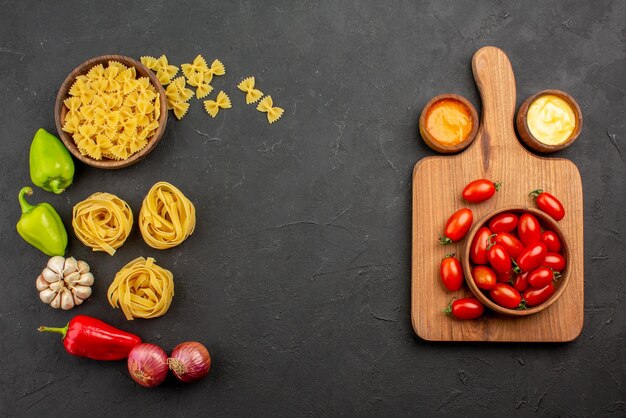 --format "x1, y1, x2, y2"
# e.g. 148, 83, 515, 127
411, 46, 584, 342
